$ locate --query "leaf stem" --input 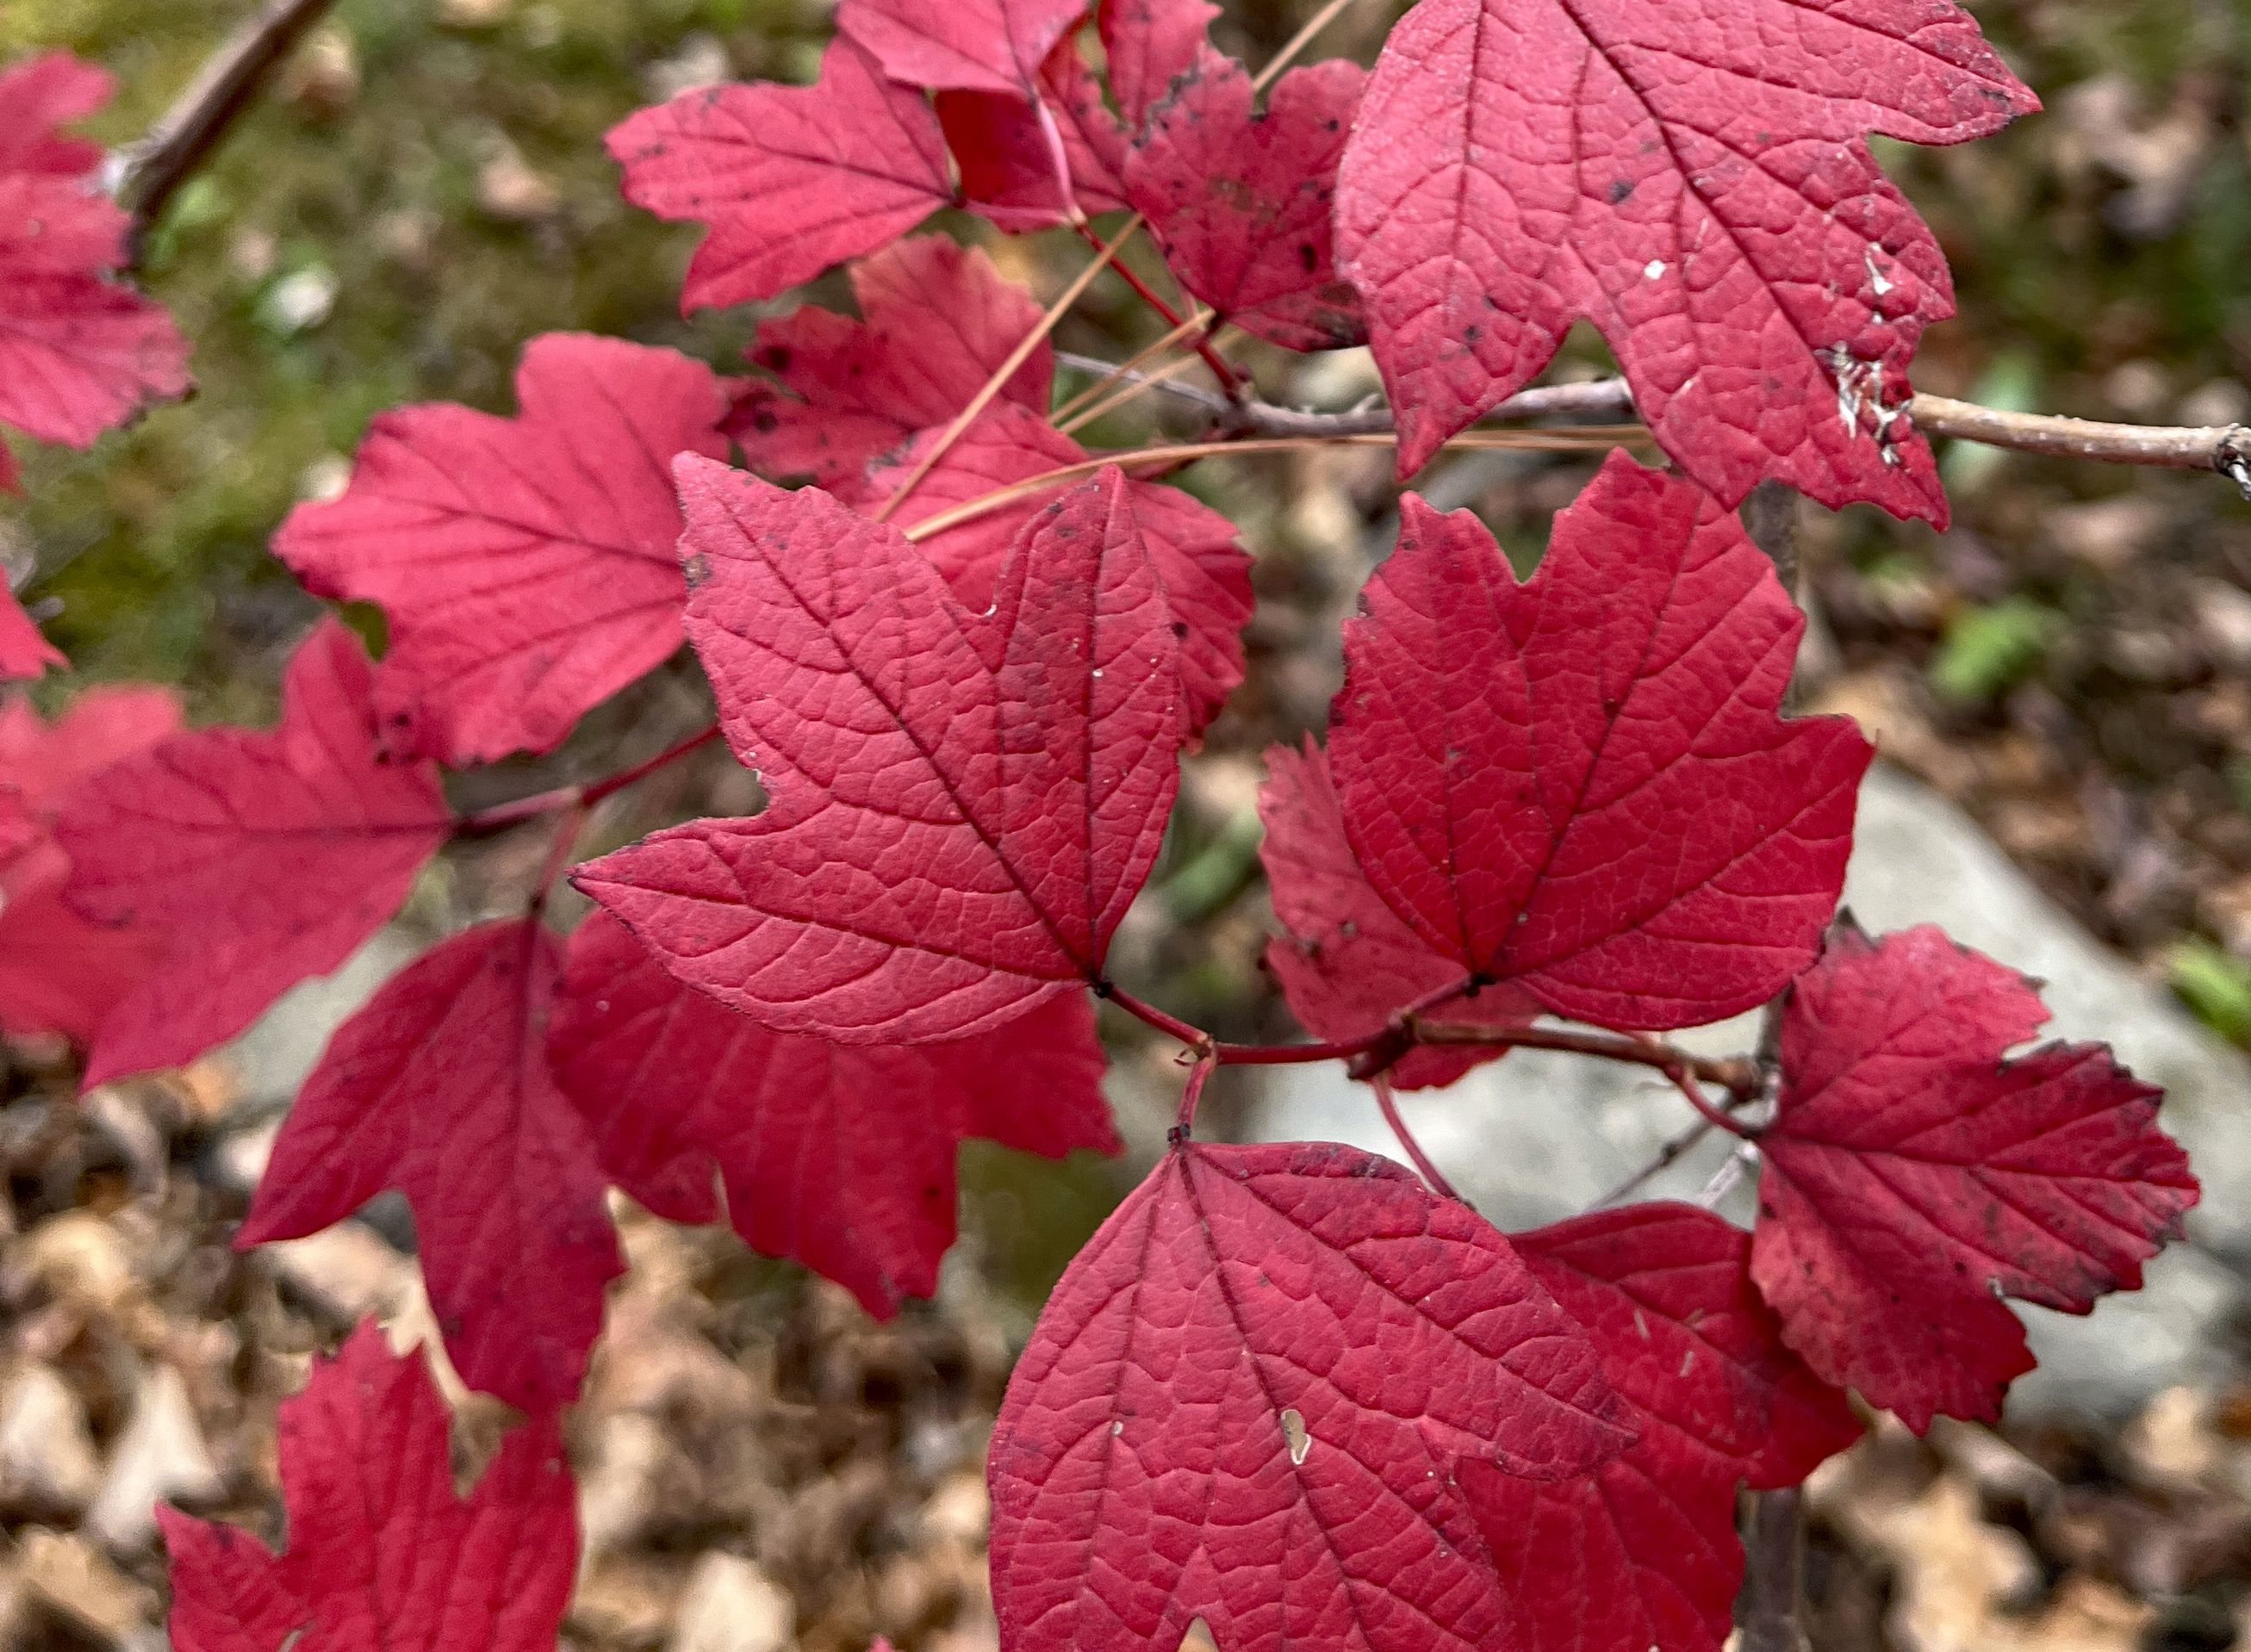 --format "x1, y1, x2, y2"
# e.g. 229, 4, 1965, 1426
1068, 221, 1243, 399
1104, 983, 1216, 1056
874, 216, 1145, 523
1371, 1076, 1465, 1203
1174, 1048, 1219, 1138
453, 721, 723, 837
112, 0, 340, 258
1409, 1022, 1761, 1102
